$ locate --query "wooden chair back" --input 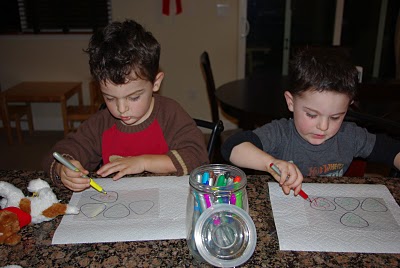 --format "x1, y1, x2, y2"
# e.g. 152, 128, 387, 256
0, 92, 34, 144
66, 80, 104, 133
